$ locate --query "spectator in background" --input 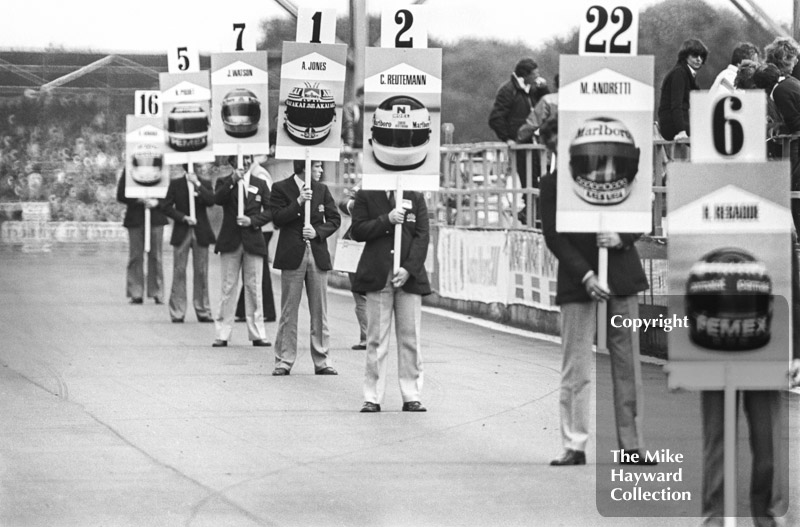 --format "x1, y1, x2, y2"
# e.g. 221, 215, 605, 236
161, 164, 215, 323
735, 60, 785, 158
657, 38, 709, 141
710, 42, 759, 96
765, 37, 800, 76
270, 160, 341, 376
754, 62, 800, 231
338, 186, 368, 351
235, 156, 276, 323
517, 74, 560, 144
489, 58, 549, 222
116, 170, 167, 305
211, 155, 272, 348
342, 86, 365, 151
